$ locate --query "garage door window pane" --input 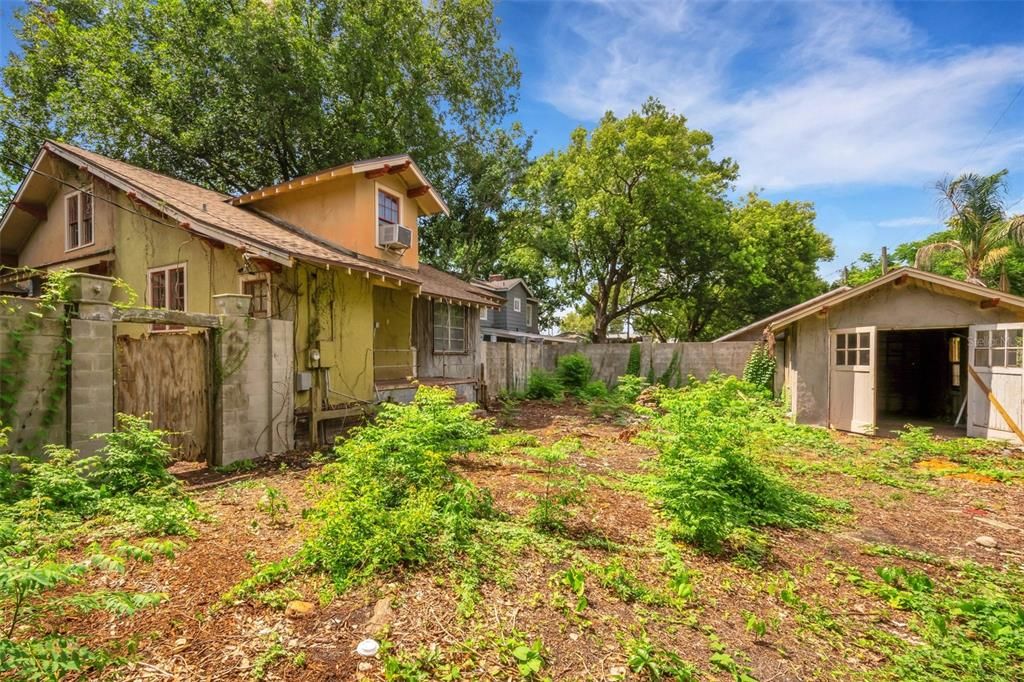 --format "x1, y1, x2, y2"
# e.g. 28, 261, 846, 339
837, 335, 846, 349
993, 349, 1005, 366
858, 349, 869, 365
858, 332, 870, 349
846, 350, 857, 365
836, 350, 845, 366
